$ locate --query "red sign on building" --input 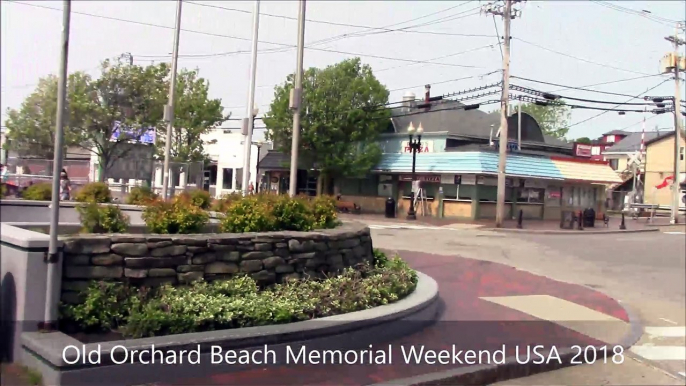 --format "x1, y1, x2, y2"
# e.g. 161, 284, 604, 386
573, 143, 592, 158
